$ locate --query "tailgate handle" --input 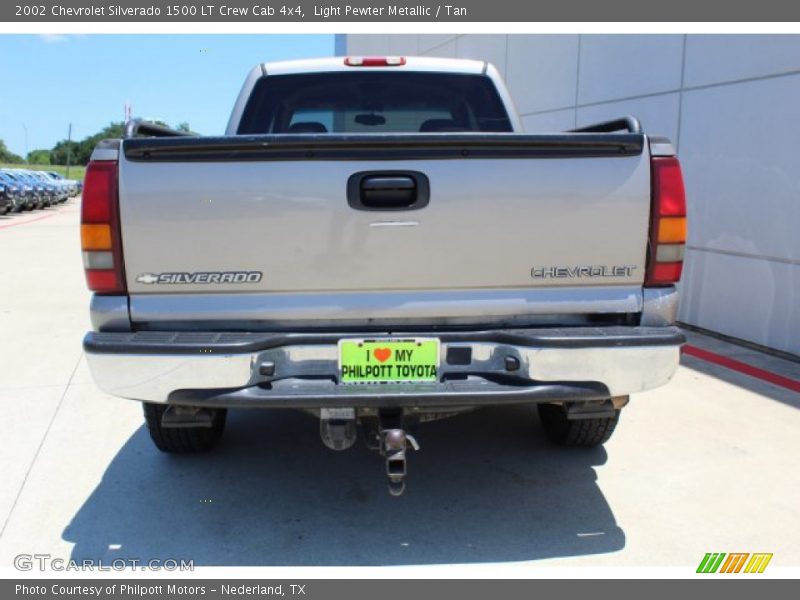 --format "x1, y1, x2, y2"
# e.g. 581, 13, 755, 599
347, 171, 430, 211
362, 177, 415, 209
